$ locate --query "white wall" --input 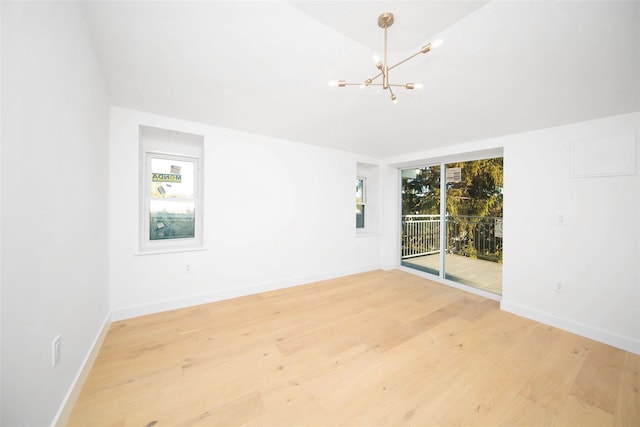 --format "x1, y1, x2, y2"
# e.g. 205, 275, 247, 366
381, 112, 640, 354
355, 162, 382, 269
379, 164, 401, 270
109, 107, 380, 319
501, 112, 640, 353
1, 2, 110, 426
